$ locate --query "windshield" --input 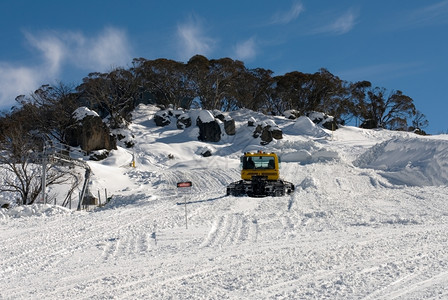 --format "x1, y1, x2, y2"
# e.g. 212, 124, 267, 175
242, 156, 275, 169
